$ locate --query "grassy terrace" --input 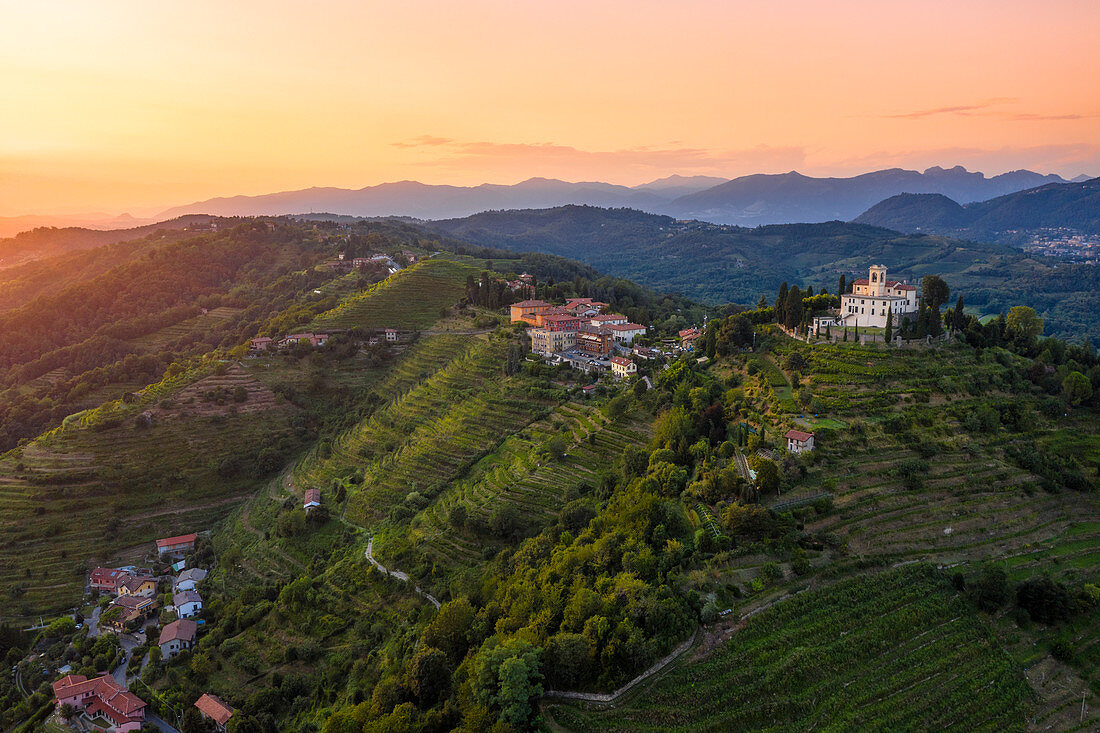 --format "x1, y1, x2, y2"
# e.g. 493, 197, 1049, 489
408, 401, 651, 569
743, 338, 1100, 579
550, 565, 1033, 732
310, 258, 478, 331
0, 386, 297, 617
